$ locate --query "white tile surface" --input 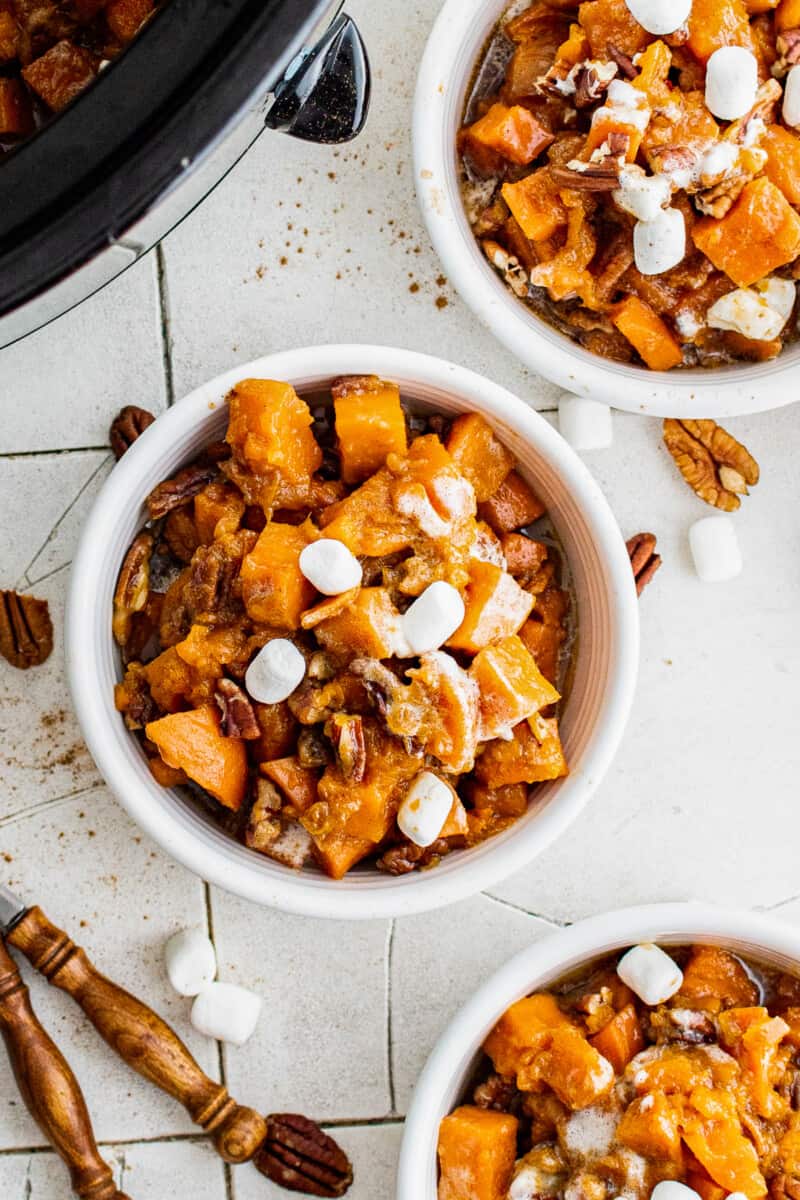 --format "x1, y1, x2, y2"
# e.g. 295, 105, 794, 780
233, 1122, 403, 1200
